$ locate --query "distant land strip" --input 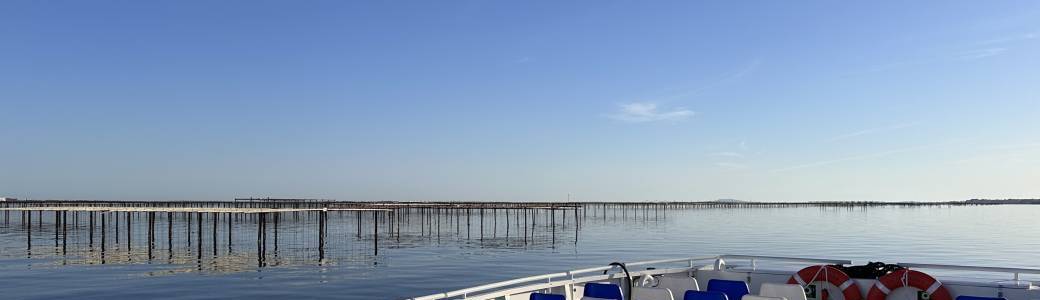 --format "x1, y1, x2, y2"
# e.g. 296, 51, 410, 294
962, 198, 1040, 204
0, 198, 1037, 209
